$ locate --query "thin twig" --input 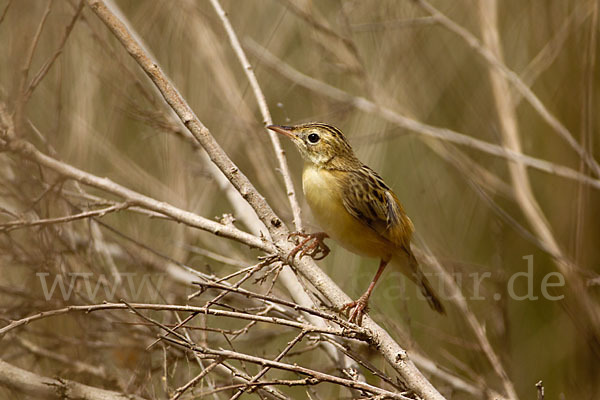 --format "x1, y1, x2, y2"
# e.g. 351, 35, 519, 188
320, 336, 403, 391
81, 3, 450, 398
413, 0, 600, 177
196, 378, 326, 398
23, 0, 84, 103
0, 0, 12, 25
164, 336, 411, 400
217, 361, 290, 400
203, 260, 272, 309
229, 330, 307, 399
0, 203, 130, 232
19, 0, 54, 102
122, 300, 192, 345
85, 0, 288, 241
14, 0, 54, 133
14, 336, 109, 381
245, 39, 600, 191
192, 281, 357, 330
0, 303, 364, 340
1, 138, 268, 252
478, 0, 600, 358
169, 358, 223, 400
209, 0, 303, 231
0, 358, 145, 400
414, 242, 515, 400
